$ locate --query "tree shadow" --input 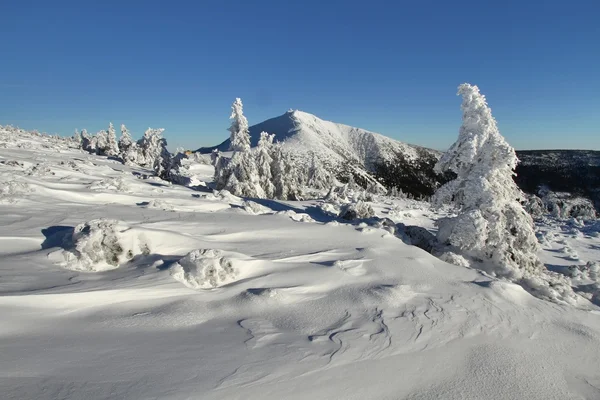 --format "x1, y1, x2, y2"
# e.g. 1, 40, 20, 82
41, 226, 74, 249
248, 198, 335, 223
